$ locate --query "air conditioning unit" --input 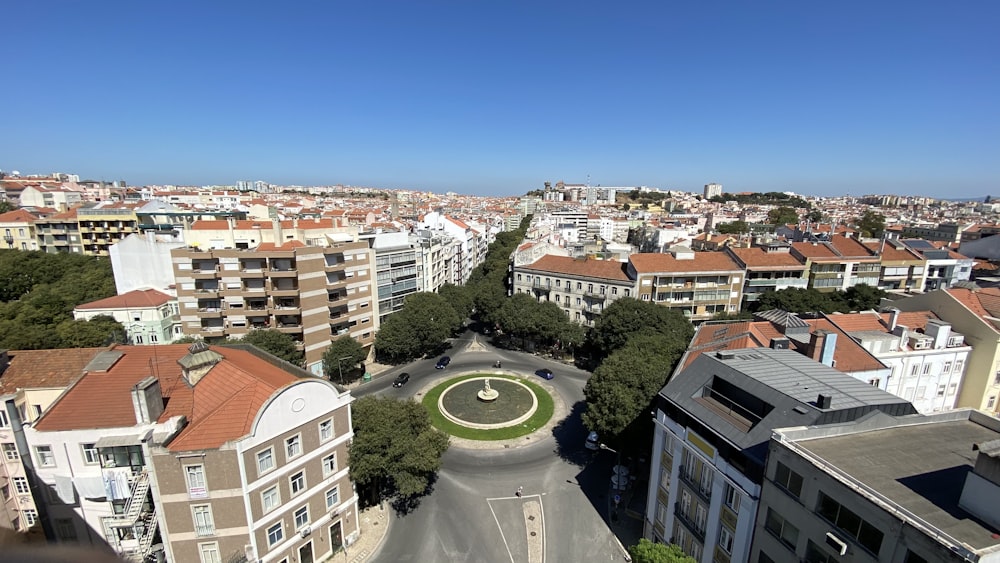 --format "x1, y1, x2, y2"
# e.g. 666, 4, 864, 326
299, 526, 312, 538
825, 532, 848, 555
